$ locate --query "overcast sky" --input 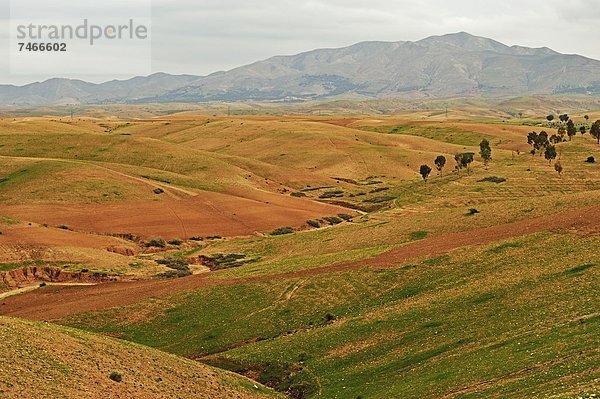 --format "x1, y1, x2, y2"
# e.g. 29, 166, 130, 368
1, 0, 600, 85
